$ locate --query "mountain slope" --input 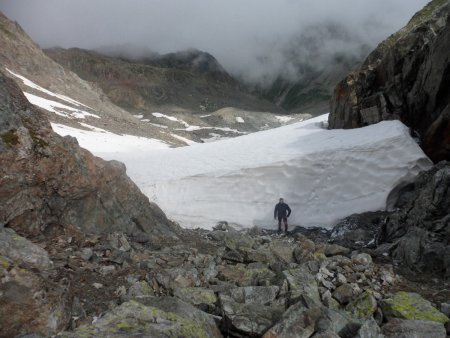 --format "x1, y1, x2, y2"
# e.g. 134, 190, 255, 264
45, 47, 284, 115
0, 11, 303, 145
